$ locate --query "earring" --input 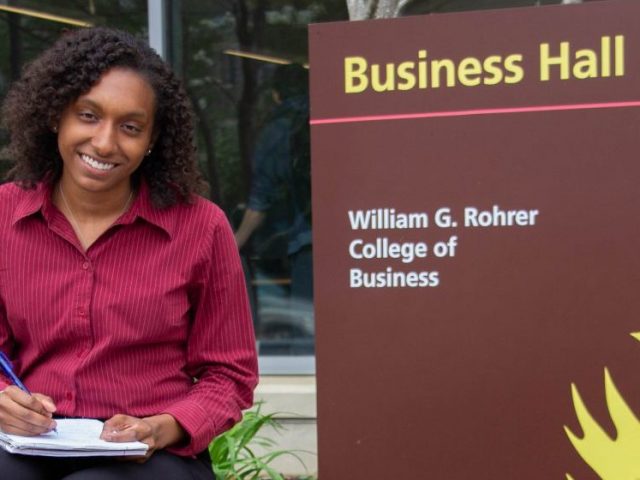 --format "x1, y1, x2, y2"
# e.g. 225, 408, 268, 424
146, 148, 152, 156
52, 126, 58, 133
